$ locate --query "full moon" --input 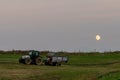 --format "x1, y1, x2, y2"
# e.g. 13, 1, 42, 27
96, 35, 101, 41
